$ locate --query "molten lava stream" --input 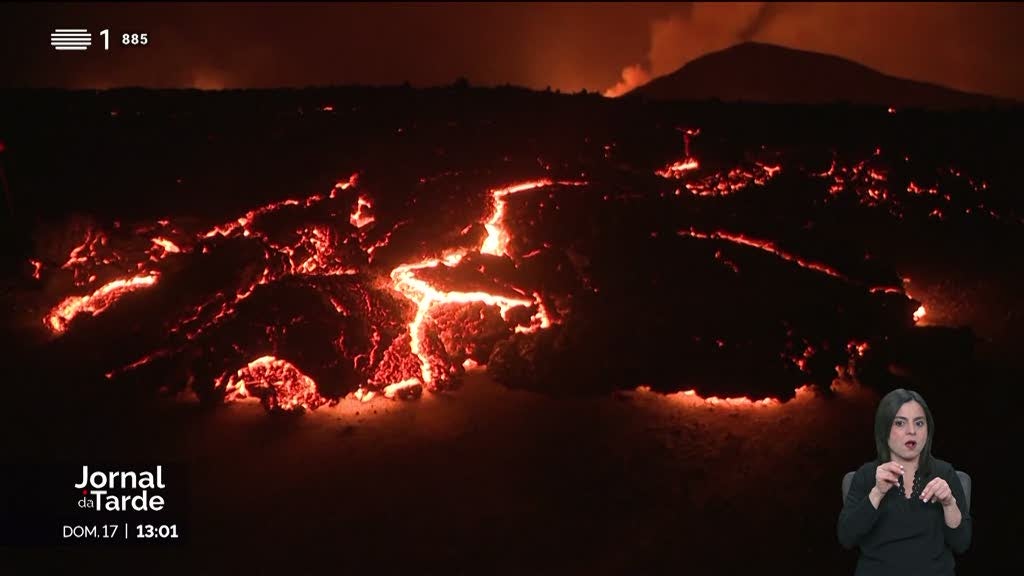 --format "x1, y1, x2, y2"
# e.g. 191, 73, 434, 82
42, 175, 361, 337
44, 272, 159, 334
384, 179, 573, 390
211, 178, 578, 411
